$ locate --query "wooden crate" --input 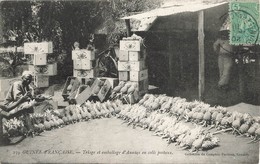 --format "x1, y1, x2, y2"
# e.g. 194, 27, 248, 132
72, 49, 95, 60
33, 54, 47, 66
34, 75, 49, 88
119, 50, 129, 61
24, 42, 53, 54
73, 69, 98, 78
118, 71, 129, 81
120, 40, 141, 51
73, 59, 94, 70
97, 79, 112, 102
29, 63, 57, 76
129, 69, 148, 82
61, 77, 80, 100
130, 61, 146, 71
129, 51, 144, 61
